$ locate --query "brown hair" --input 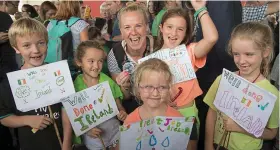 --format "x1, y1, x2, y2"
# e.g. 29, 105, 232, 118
155, 7, 194, 50
8, 18, 48, 49
132, 58, 173, 100
40, 1, 57, 21
228, 22, 274, 78
54, 1, 81, 20
75, 40, 104, 64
